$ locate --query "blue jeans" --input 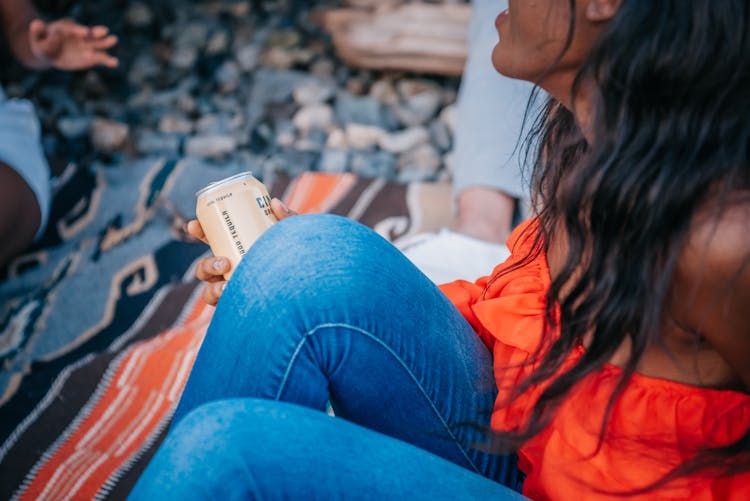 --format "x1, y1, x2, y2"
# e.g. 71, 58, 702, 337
129, 215, 526, 500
